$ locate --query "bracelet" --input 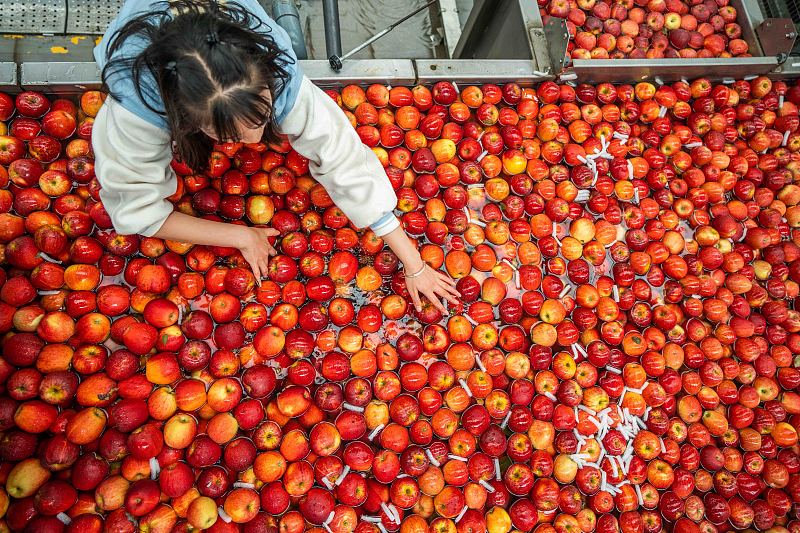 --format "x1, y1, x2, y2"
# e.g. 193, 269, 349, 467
403, 263, 426, 279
